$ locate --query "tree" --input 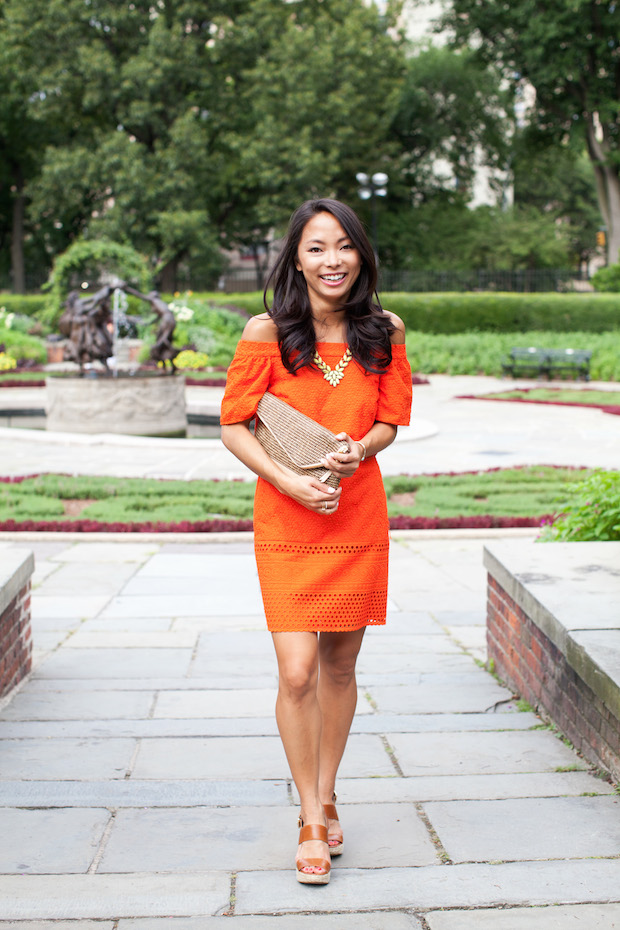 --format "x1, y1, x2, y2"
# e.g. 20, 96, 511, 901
390, 46, 510, 201
3, 0, 406, 291
207, 0, 406, 272
437, 0, 620, 264
512, 129, 603, 267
